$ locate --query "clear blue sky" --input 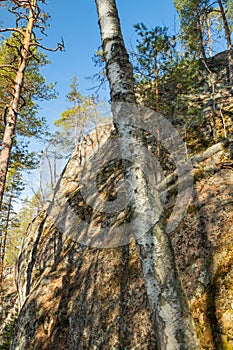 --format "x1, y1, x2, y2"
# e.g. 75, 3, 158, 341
0, 0, 178, 129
